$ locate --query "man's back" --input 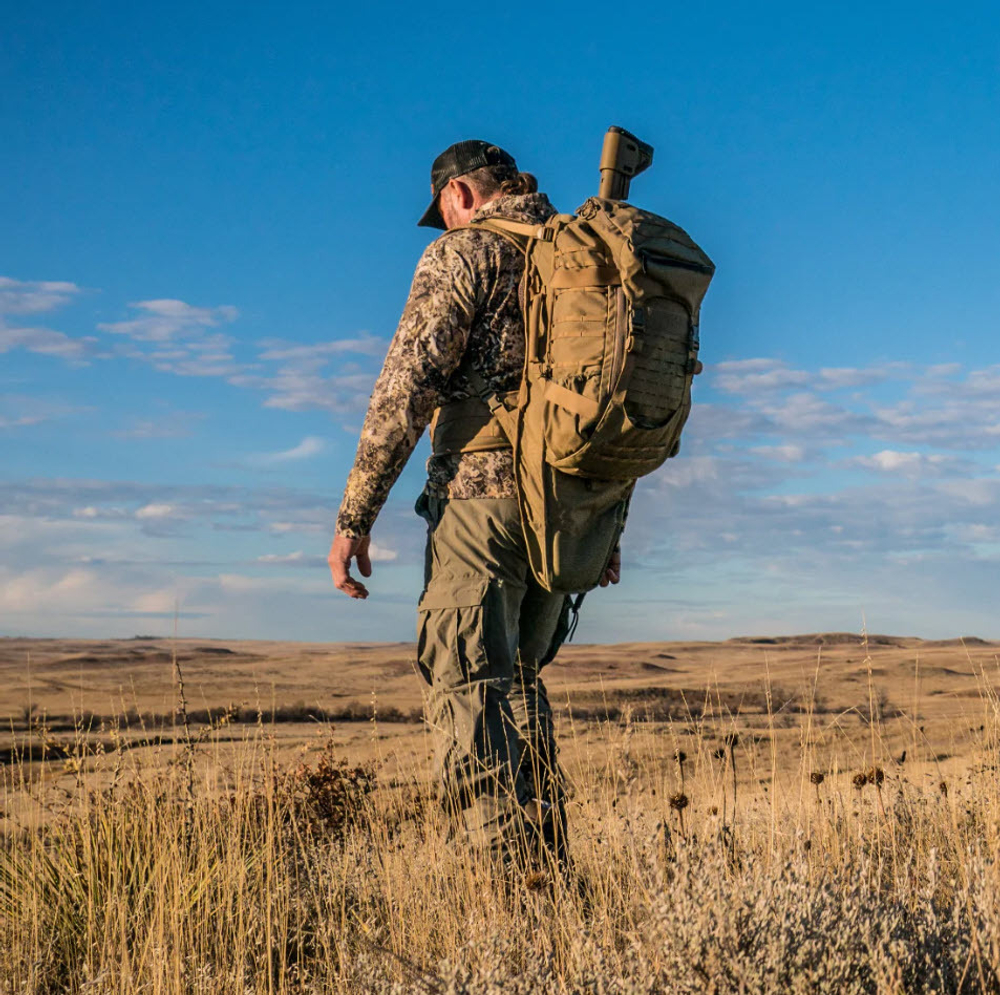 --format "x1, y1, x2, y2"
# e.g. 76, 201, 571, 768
335, 191, 556, 538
